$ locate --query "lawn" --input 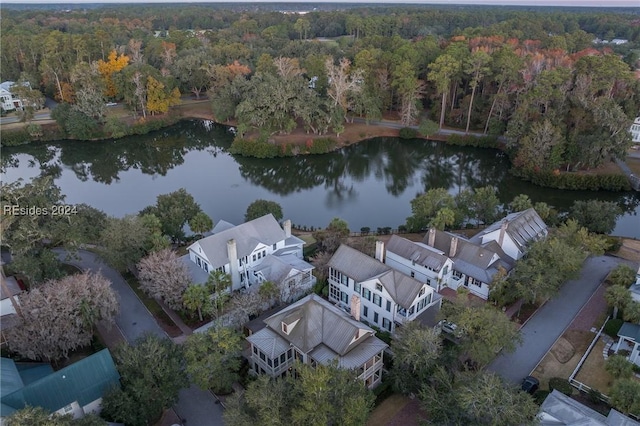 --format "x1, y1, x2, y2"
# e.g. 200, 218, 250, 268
574, 337, 615, 395
532, 329, 594, 390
